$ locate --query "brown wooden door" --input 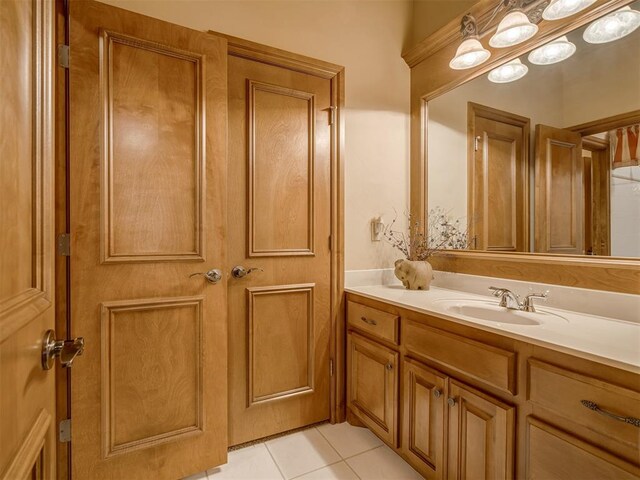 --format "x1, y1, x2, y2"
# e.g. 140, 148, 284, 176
1, 0, 56, 478
68, 2, 228, 478
534, 125, 584, 254
227, 53, 333, 445
469, 104, 530, 252
401, 359, 446, 480
347, 333, 398, 446
447, 380, 514, 480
